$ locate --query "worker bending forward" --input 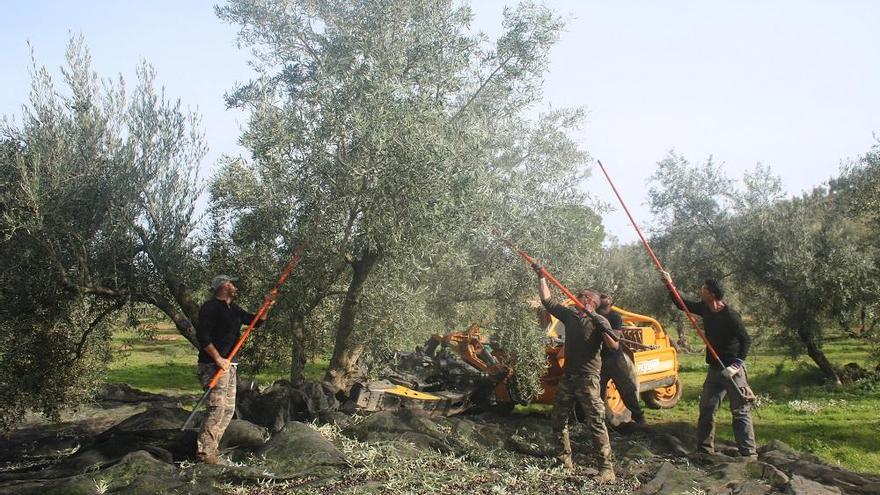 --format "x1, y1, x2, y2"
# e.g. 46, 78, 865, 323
597, 294, 646, 425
